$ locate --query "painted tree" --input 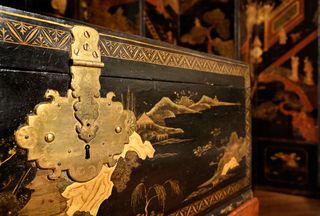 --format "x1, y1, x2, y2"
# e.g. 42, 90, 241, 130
131, 179, 181, 215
